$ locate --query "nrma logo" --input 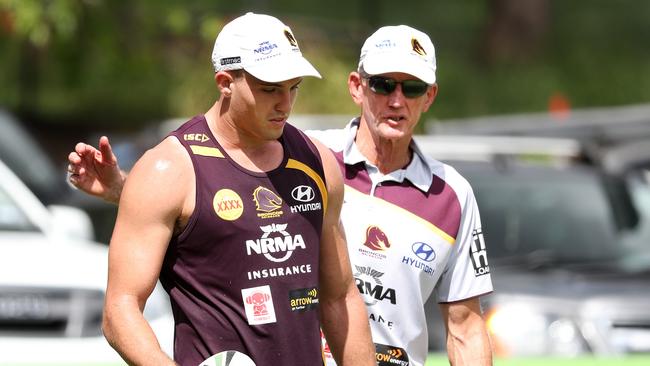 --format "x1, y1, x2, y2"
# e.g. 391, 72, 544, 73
354, 265, 396, 306
254, 41, 278, 55
246, 223, 305, 263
